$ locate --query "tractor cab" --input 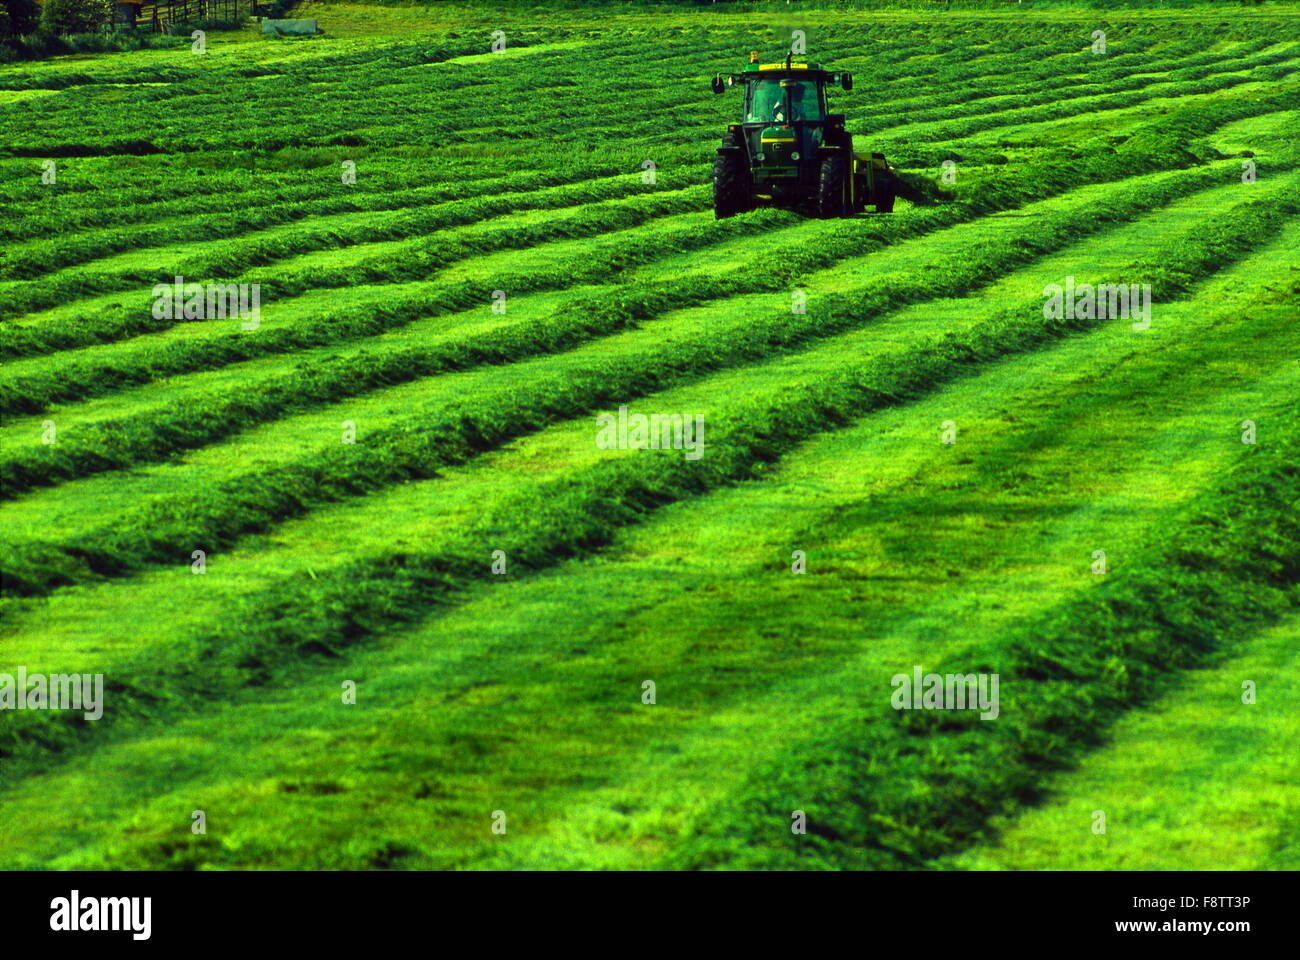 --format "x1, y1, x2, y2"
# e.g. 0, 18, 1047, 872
710, 51, 895, 219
